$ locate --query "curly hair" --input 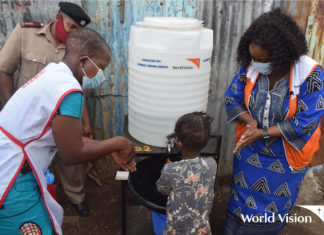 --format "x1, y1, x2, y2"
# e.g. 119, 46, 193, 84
237, 8, 307, 74
174, 112, 213, 151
